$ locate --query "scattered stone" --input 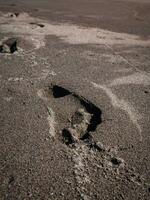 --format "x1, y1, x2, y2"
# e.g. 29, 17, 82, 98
0, 38, 17, 54
94, 141, 106, 151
